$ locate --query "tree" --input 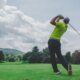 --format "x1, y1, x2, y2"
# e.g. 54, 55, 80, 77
23, 46, 42, 63
65, 51, 72, 63
32, 46, 39, 53
16, 55, 22, 61
72, 50, 80, 64
22, 52, 32, 63
41, 48, 50, 63
28, 53, 42, 63
0, 51, 4, 62
42, 48, 49, 56
8, 54, 16, 62
28, 46, 42, 63
5, 54, 10, 61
